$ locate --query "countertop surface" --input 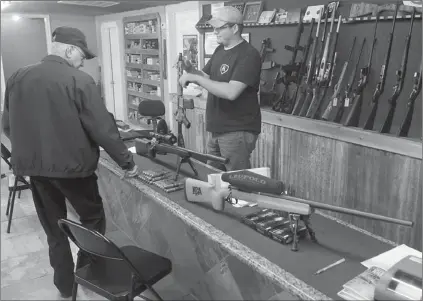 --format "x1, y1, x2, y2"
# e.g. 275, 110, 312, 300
99, 144, 397, 300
